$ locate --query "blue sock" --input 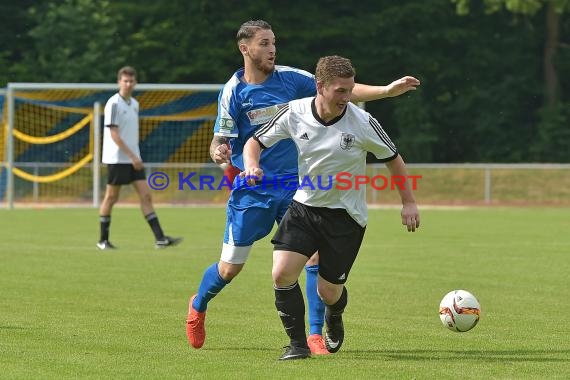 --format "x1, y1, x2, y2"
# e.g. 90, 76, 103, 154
192, 263, 229, 312
305, 264, 325, 336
